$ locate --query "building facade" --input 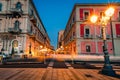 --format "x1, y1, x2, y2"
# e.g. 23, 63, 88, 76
0, 0, 51, 57
56, 30, 64, 54
63, 3, 120, 56
57, 30, 64, 48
